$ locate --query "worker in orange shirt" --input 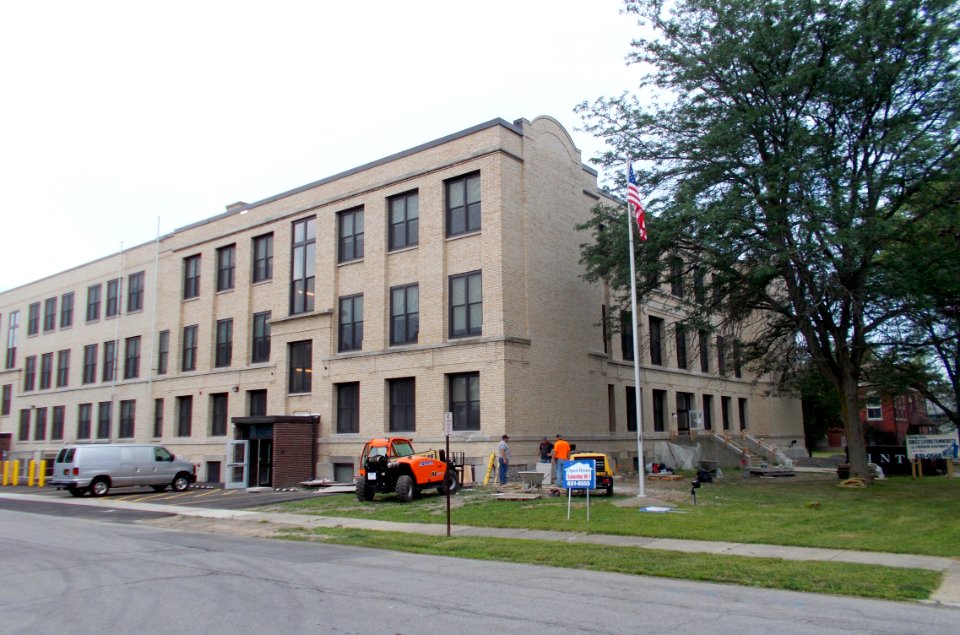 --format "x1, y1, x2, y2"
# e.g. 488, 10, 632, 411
552, 433, 571, 483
